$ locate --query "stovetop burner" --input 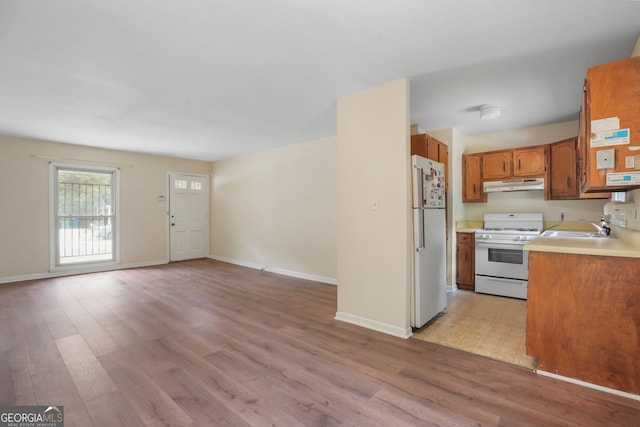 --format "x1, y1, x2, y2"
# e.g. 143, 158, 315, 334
482, 227, 540, 232
476, 228, 541, 237
479, 213, 544, 235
